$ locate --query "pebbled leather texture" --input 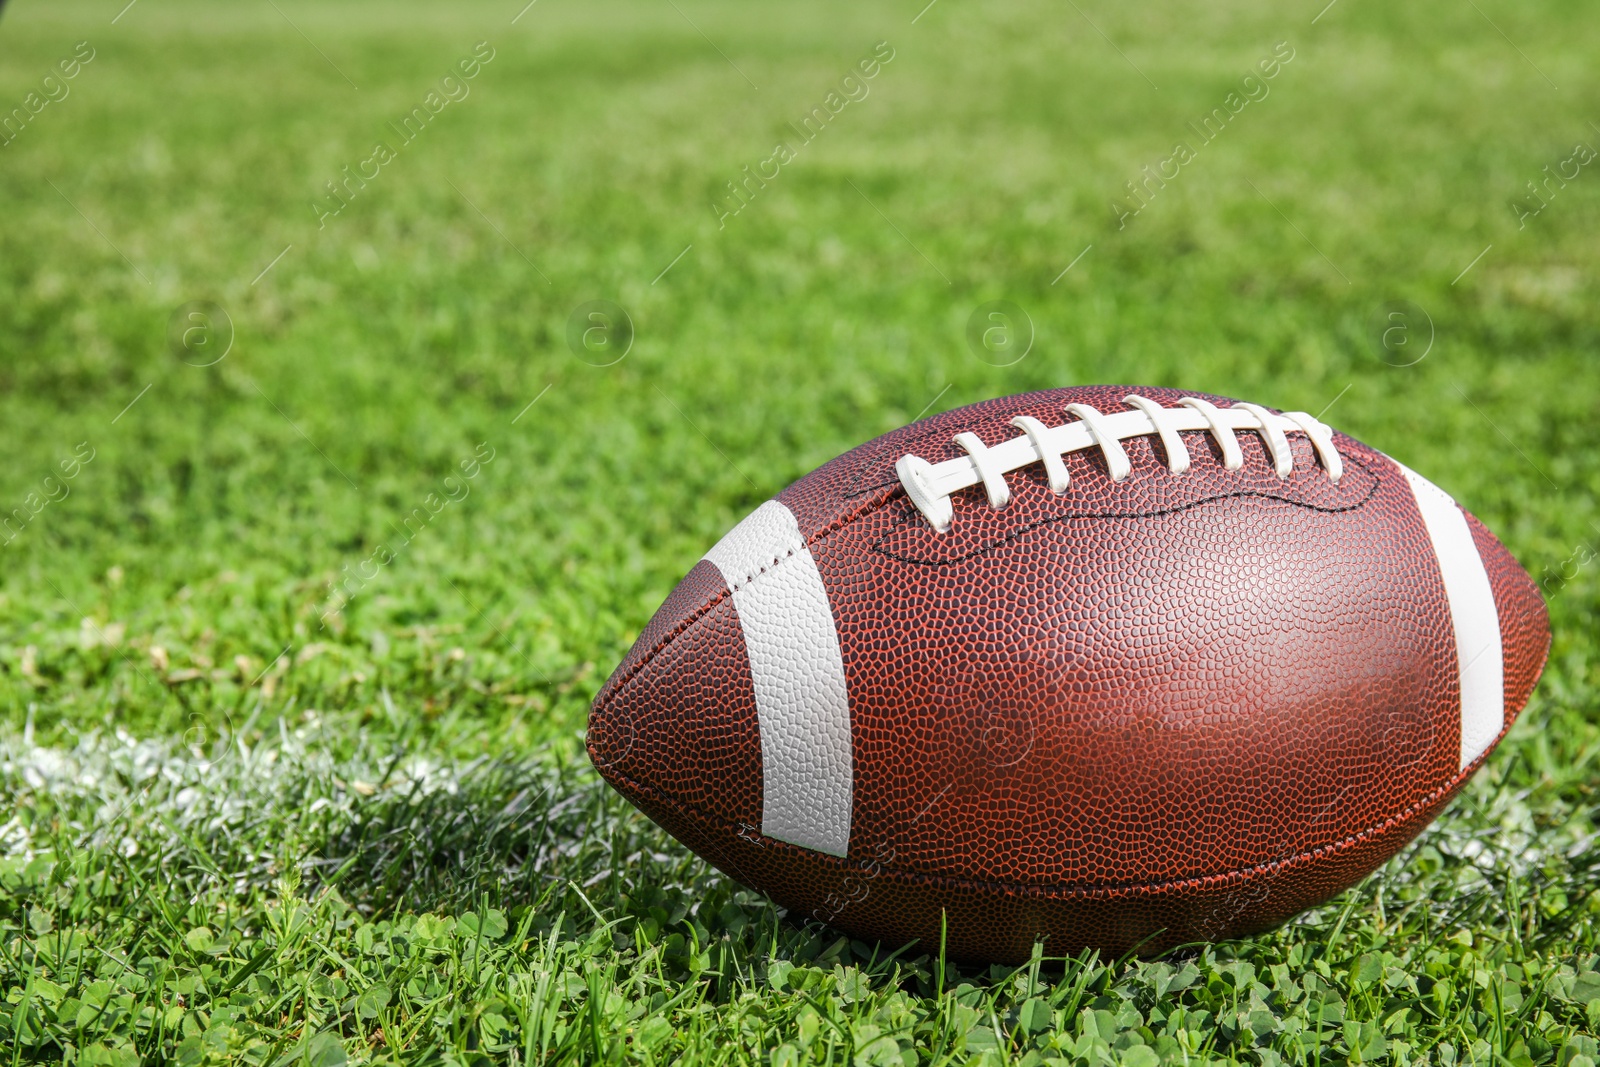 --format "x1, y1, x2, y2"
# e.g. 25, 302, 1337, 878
589, 385, 1551, 962
704, 501, 854, 857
